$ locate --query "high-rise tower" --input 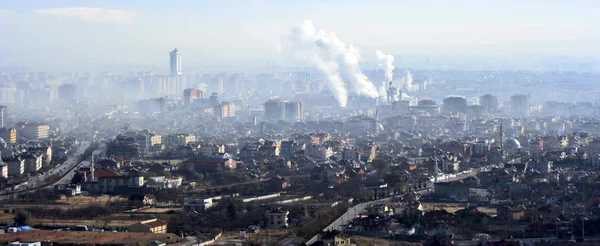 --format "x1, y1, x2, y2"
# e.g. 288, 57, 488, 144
170, 49, 183, 76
